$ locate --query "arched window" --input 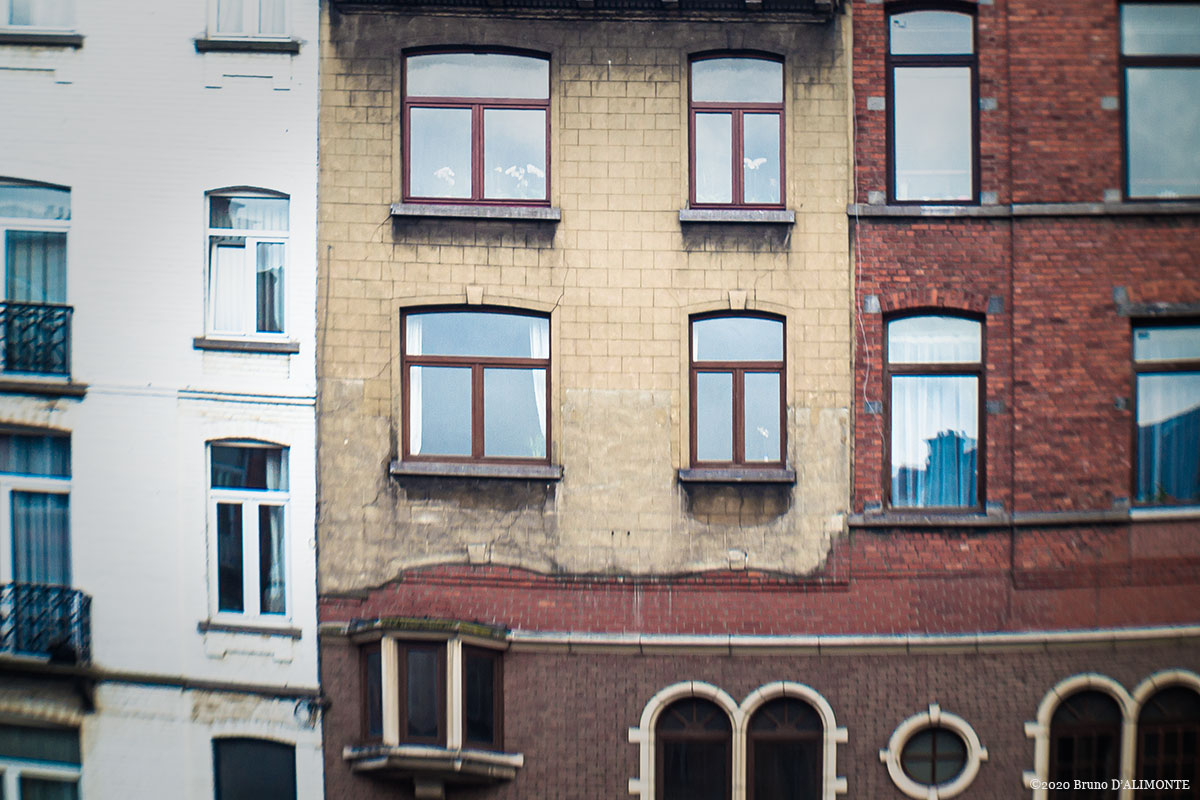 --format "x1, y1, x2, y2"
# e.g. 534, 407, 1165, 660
1137, 685, 1200, 796
1049, 691, 1121, 797
656, 698, 732, 800
748, 697, 821, 800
